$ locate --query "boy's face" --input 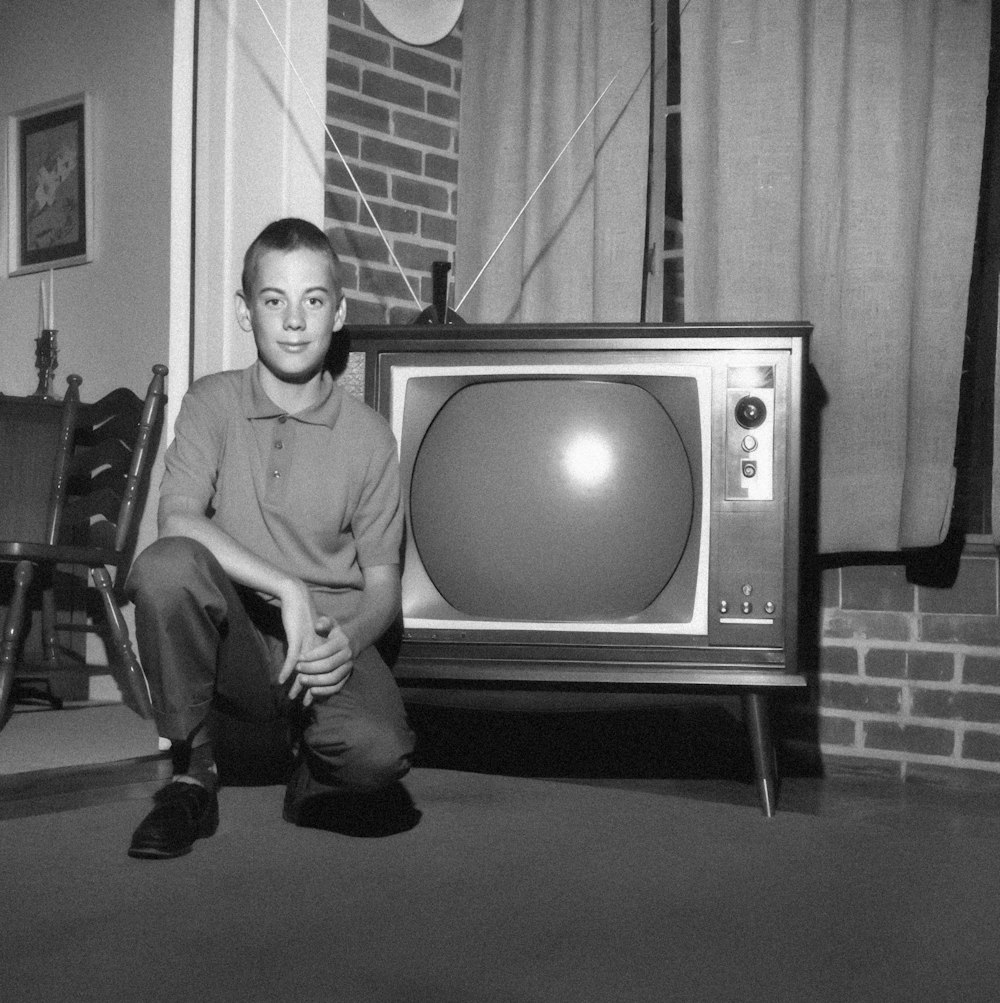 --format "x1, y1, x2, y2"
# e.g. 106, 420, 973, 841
235, 246, 345, 386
